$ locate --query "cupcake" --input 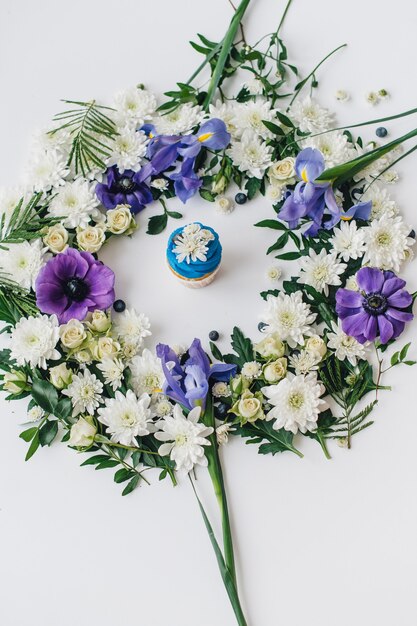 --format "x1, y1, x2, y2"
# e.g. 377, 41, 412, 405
166, 222, 222, 288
